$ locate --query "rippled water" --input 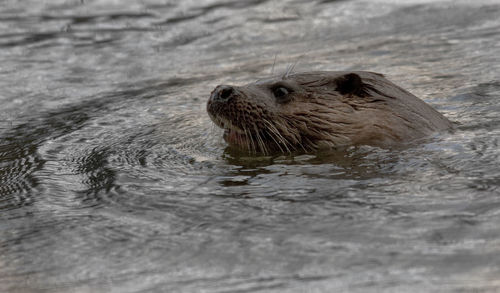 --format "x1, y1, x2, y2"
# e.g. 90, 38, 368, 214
1, 0, 500, 292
